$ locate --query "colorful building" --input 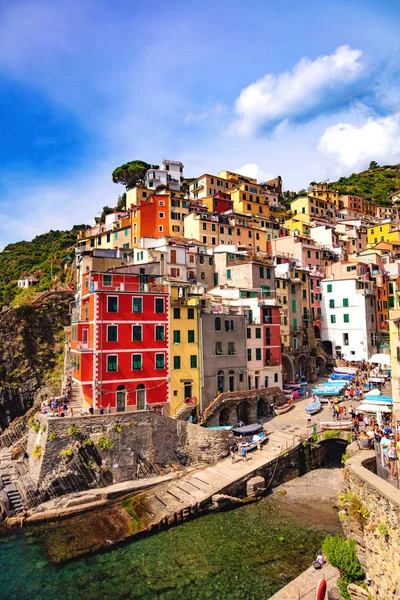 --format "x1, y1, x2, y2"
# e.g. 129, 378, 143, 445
71, 265, 169, 414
